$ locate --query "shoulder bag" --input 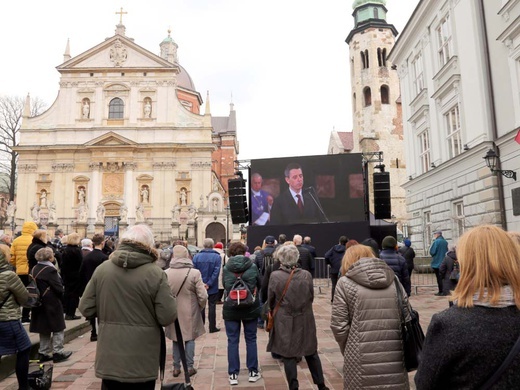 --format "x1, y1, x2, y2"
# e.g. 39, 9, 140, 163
265, 268, 295, 333
394, 277, 425, 371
